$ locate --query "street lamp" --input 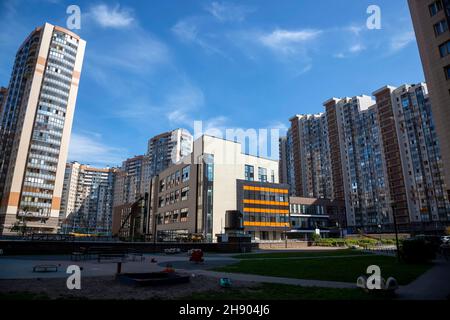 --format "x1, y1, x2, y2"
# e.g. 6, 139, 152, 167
284, 214, 288, 249
391, 202, 401, 262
